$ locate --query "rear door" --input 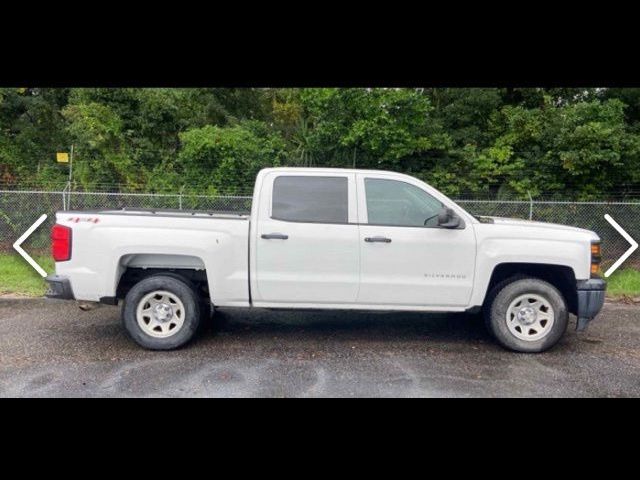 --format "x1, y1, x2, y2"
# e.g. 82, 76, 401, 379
252, 171, 360, 305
